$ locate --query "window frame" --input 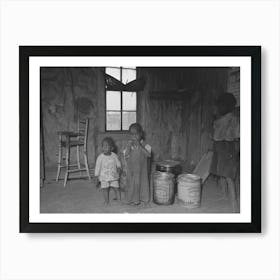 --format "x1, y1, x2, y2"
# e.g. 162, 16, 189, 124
105, 67, 137, 132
